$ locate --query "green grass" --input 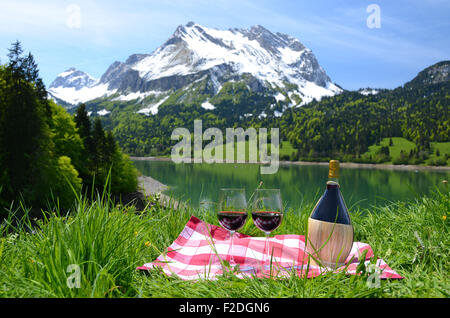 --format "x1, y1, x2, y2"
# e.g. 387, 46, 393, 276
0, 189, 448, 298
280, 141, 297, 160
432, 141, 450, 155
428, 141, 450, 164
362, 137, 450, 165
364, 137, 416, 164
